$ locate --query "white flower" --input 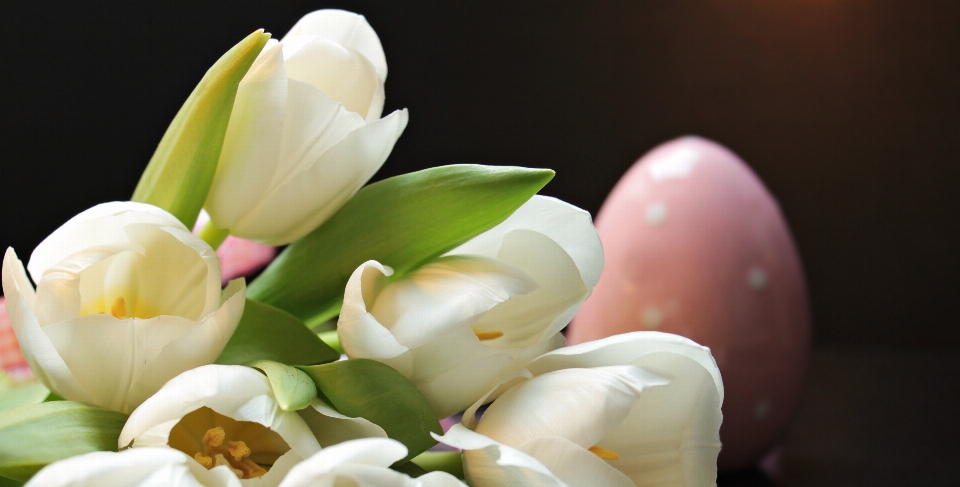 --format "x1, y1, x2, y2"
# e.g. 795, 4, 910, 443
1, 202, 245, 413
280, 438, 467, 487
119, 365, 321, 485
437, 332, 724, 487
24, 439, 467, 487
24, 448, 244, 487
204, 9, 408, 245
337, 196, 603, 418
